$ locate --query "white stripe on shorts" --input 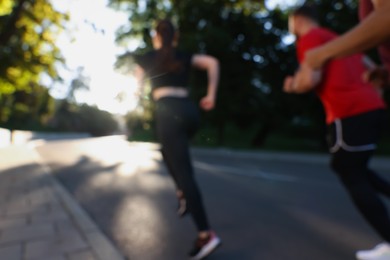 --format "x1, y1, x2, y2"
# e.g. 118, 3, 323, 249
329, 119, 377, 153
